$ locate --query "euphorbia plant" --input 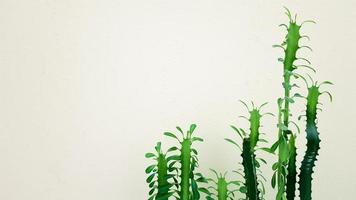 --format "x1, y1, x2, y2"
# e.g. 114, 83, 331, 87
269, 7, 318, 200
225, 101, 272, 200
144, 8, 333, 200
163, 124, 207, 200
298, 78, 332, 200
269, 7, 333, 200
145, 142, 176, 200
